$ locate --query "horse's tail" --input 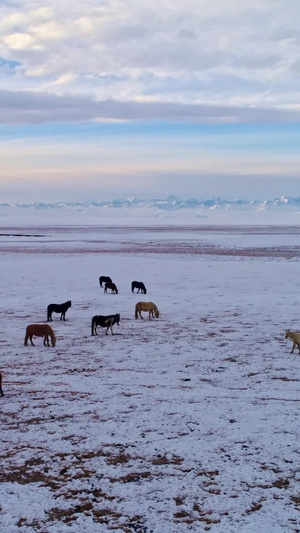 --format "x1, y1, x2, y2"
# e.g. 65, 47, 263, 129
135, 304, 139, 319
91, 317, 95, 336
131, 282, 134, 293
24, 332, 28, 346
99, 277, 102, 287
